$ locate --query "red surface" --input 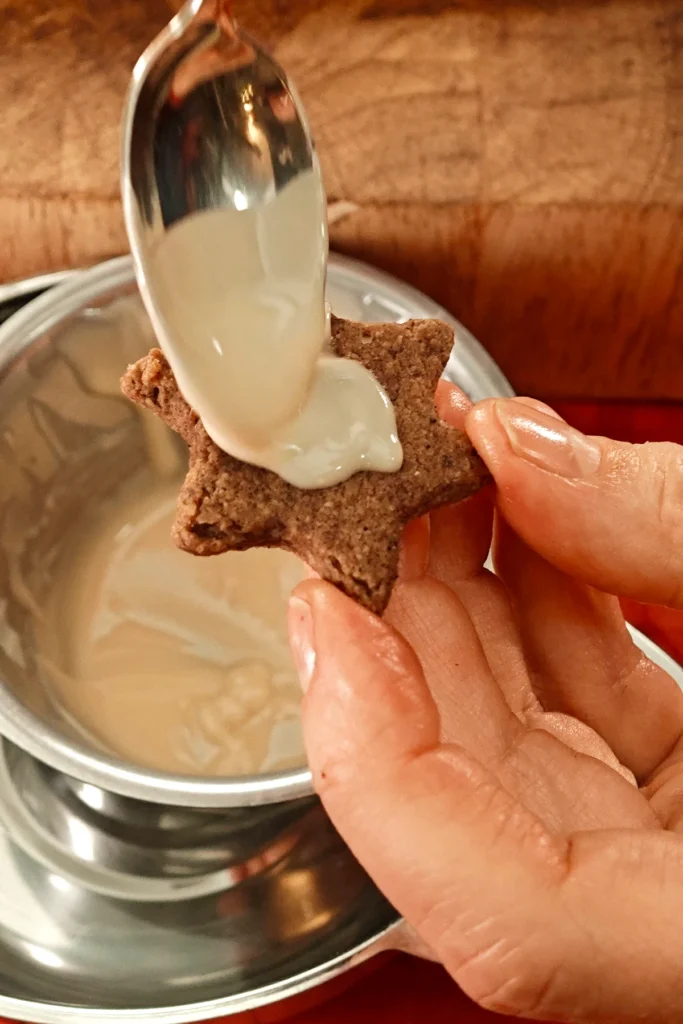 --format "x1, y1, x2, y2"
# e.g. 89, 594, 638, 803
1, 400, 681, 1024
